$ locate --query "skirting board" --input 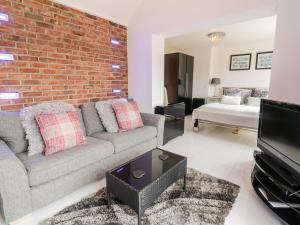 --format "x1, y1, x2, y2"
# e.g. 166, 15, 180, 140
9, 214, 32, 225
